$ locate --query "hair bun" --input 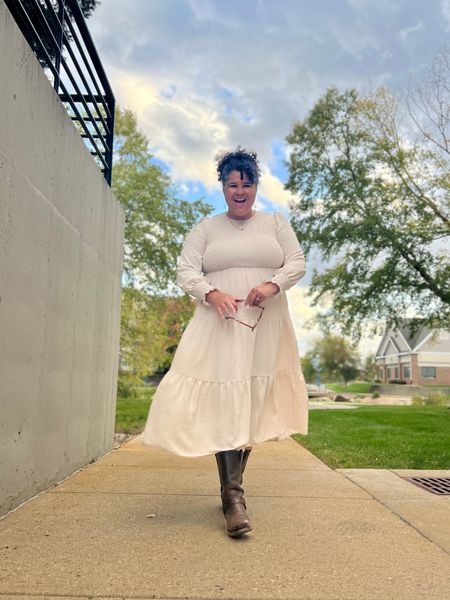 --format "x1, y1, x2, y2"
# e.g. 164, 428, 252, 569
216, 146, 260, 184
